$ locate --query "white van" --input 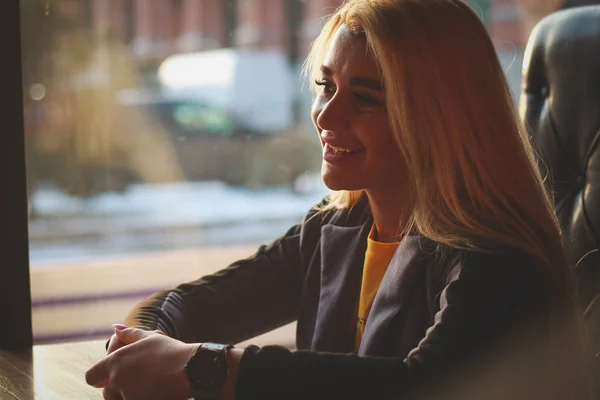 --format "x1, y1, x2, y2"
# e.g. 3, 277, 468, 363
157, 49, 295, 134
